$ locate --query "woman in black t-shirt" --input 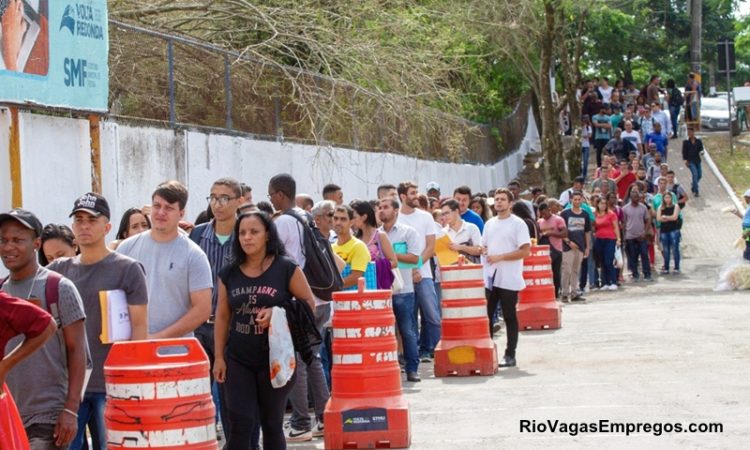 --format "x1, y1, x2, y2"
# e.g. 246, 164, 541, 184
656, 193, 682, 275
214, 211, 315, 450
